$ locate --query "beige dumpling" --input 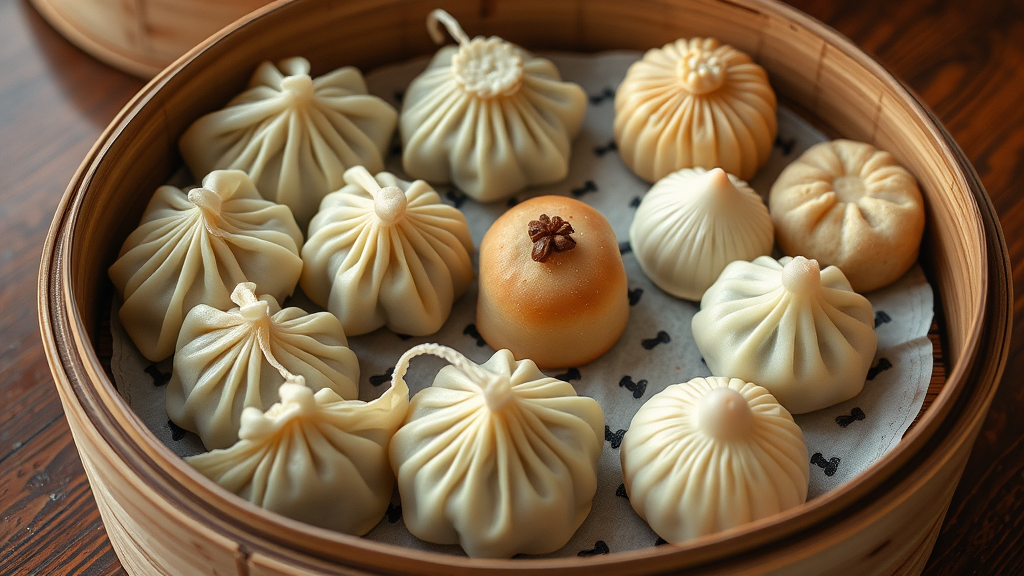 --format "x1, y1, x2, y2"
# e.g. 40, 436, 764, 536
179, 57, 398, 228
615, 37, 777, 182
692, 256, 877, 414
187, 374, 408, 536
400, 10, 586, 202
621, 376, 808, 543
389, 344, 604, 558
477, 196, 629, 368
167, 282, 359, 450
301, 166, 474, 337
769, 139, 925, 292
630, 167, 774, 301
108, 170, 303, 361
